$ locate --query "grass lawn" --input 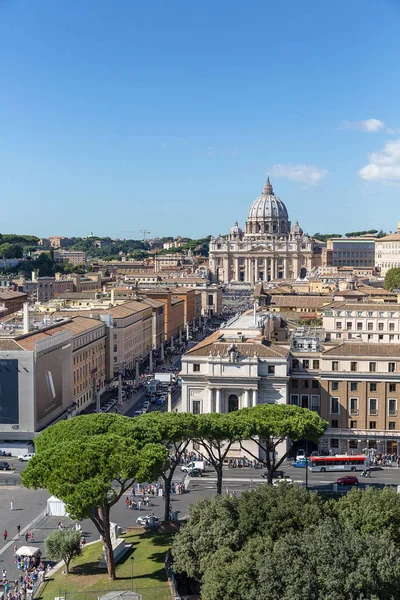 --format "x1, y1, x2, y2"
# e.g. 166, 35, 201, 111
37, 531, 173, 600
